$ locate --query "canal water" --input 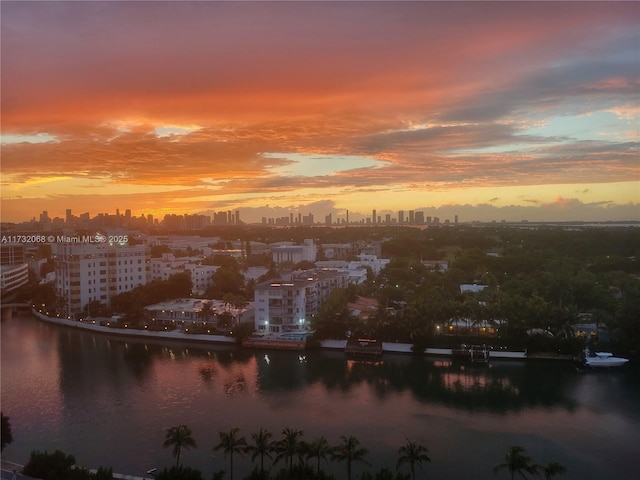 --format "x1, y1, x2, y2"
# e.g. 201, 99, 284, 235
1, 314, 638, 479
